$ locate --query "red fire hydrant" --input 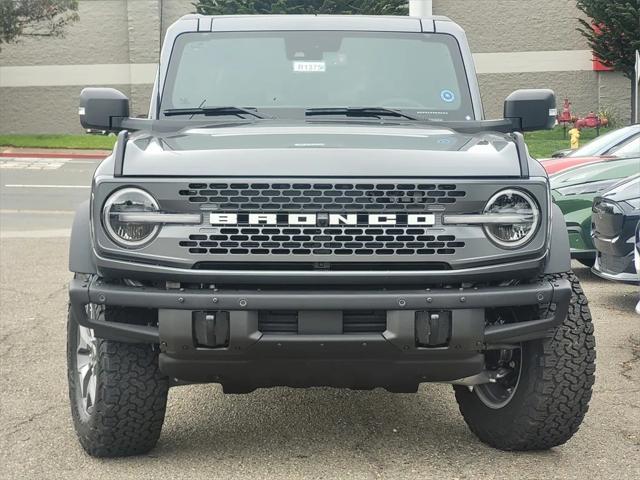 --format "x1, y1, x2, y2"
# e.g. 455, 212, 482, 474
558, 99, 573, 123
557, 99, 574, 138
575, 111, 608, 135
581, 111, 599, 128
